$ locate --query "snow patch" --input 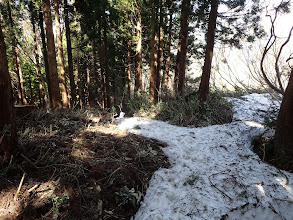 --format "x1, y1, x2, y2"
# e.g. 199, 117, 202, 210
117, 93, 292, 220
